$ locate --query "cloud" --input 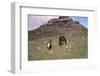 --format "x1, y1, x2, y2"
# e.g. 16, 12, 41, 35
28, 15, 88, 31
28, 15, 58, 31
